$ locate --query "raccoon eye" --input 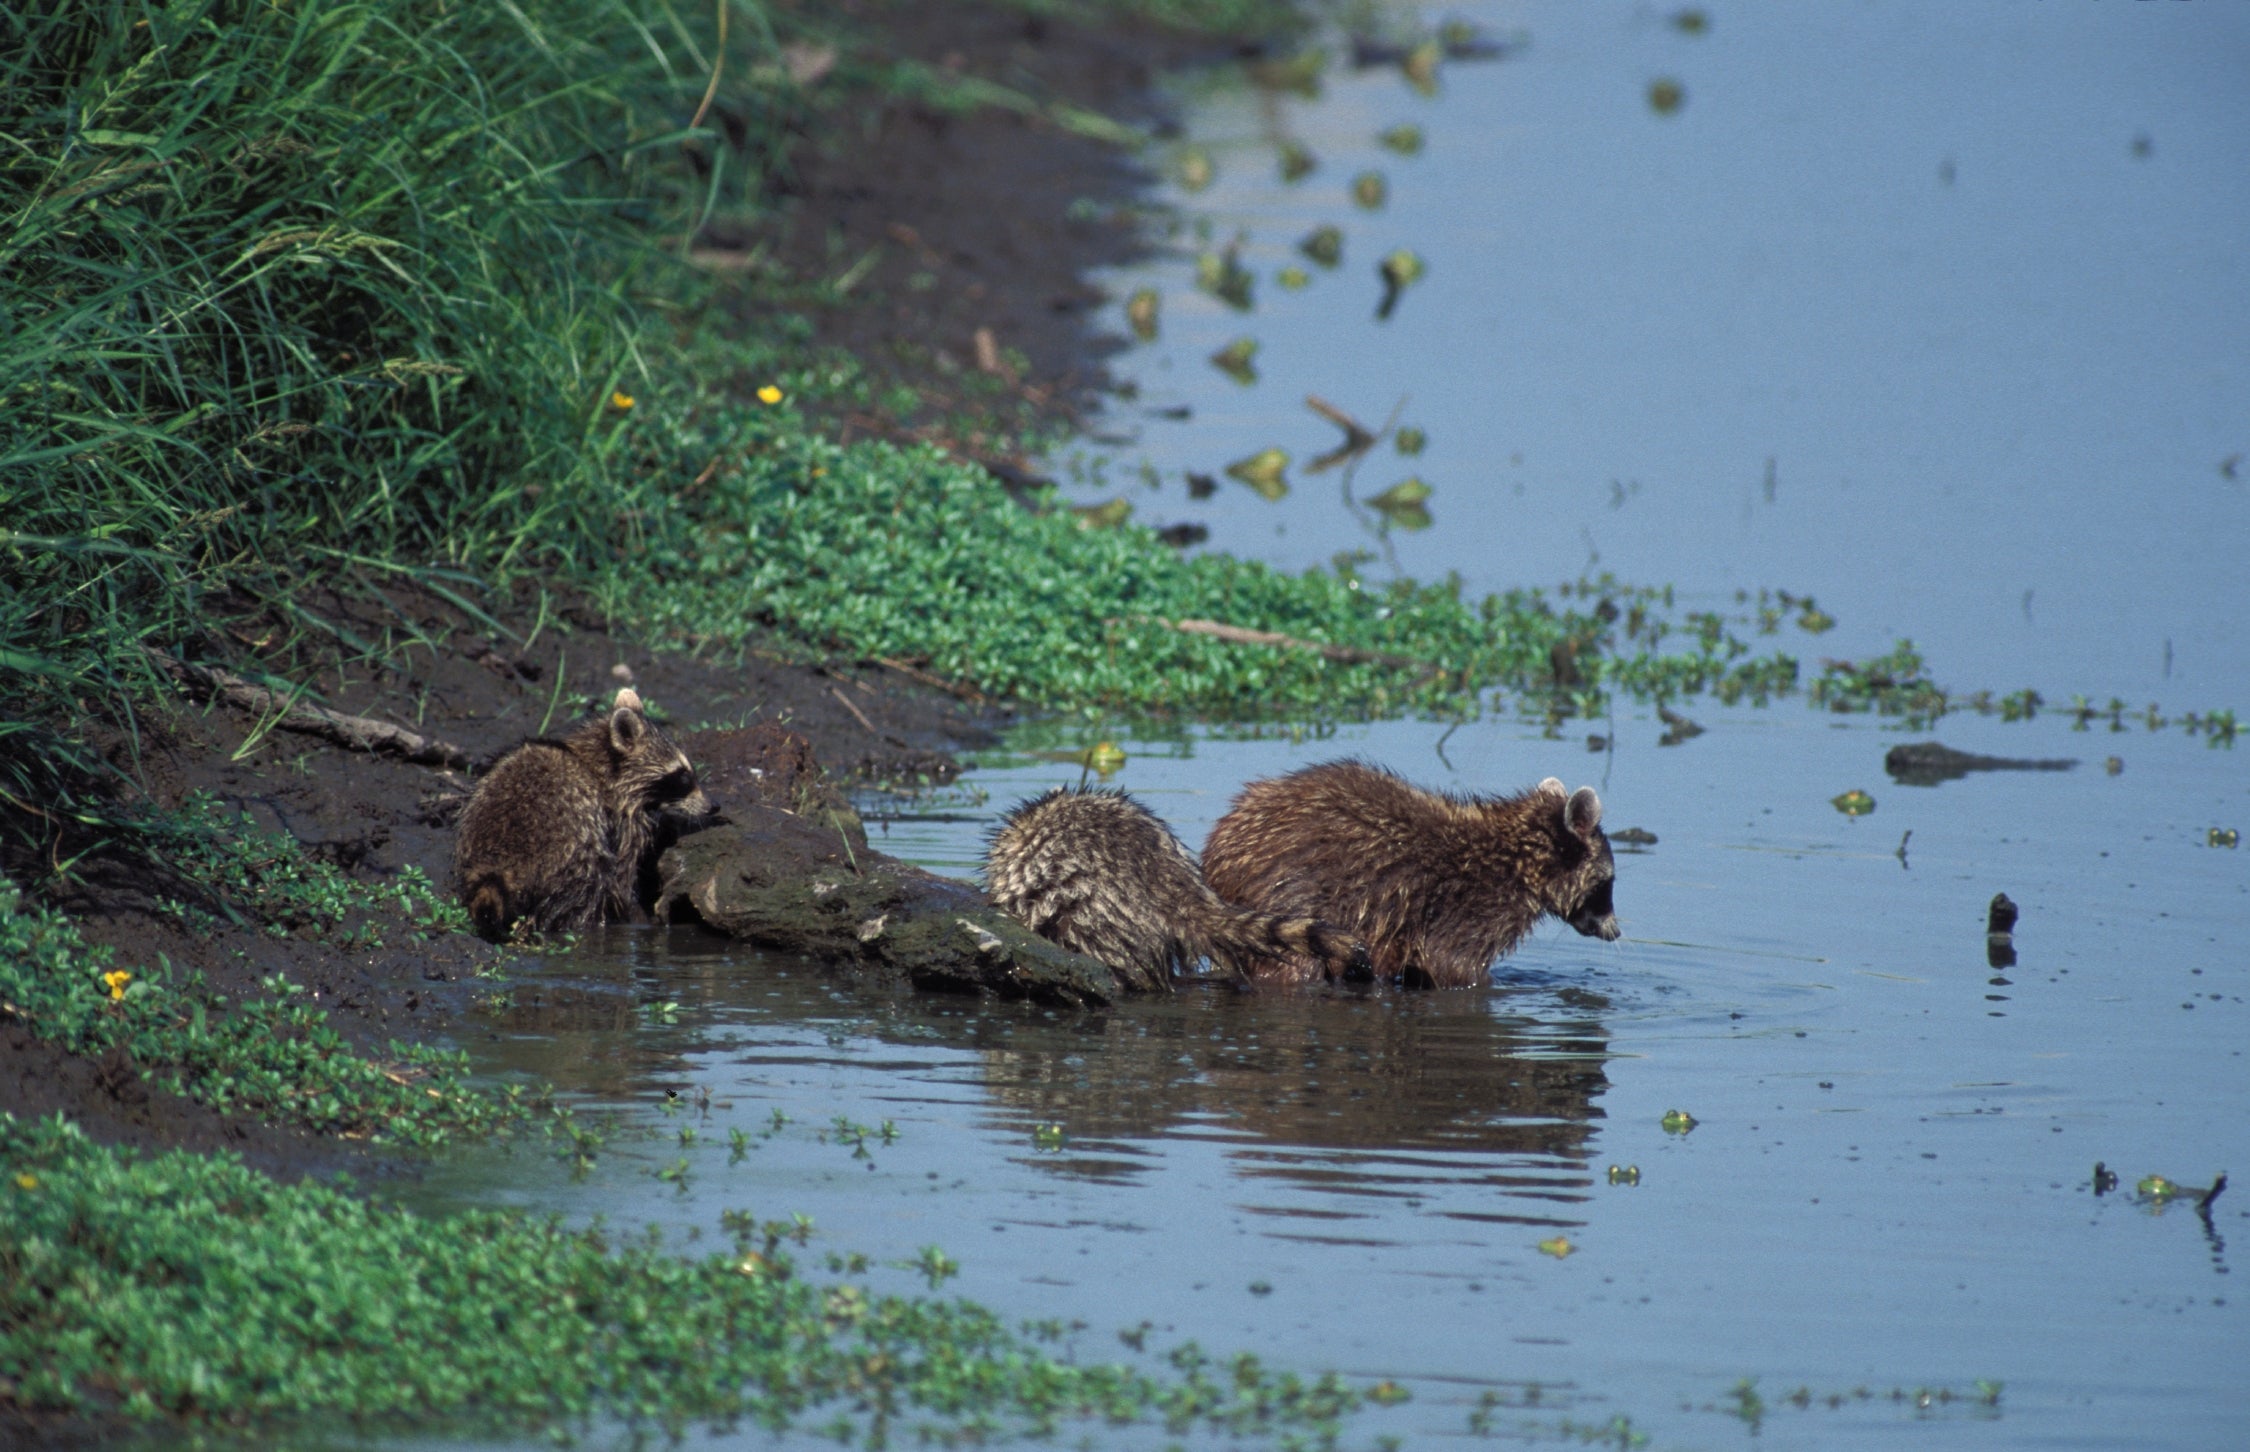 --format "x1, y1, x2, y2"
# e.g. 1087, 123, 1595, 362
658, 766, 696, 800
